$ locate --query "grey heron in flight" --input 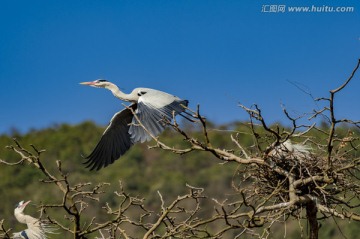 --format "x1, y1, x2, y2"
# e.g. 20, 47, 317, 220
13, 200, 56, 239
80, 79, 189, 170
